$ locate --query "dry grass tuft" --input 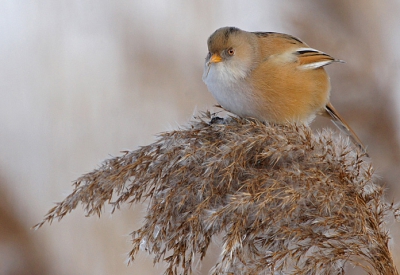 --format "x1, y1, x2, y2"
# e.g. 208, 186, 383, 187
35, 111, 399, 275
